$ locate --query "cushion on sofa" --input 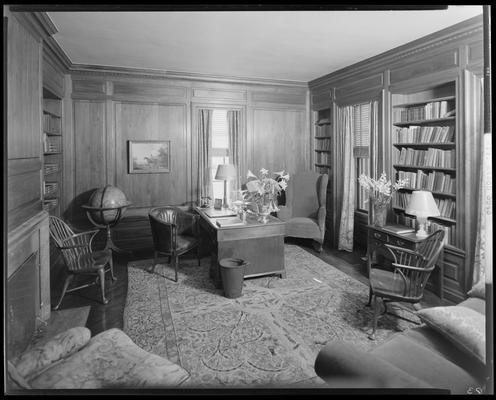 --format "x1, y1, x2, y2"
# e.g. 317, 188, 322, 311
12, 327, 91, 380
28, 328, 190, 389
416, 306, 485, 366
314, 340, 432, 389
7, 360, 31, 390
467, 280, 486, 300
458, 297, 486, 315
372, 333, 481, 394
